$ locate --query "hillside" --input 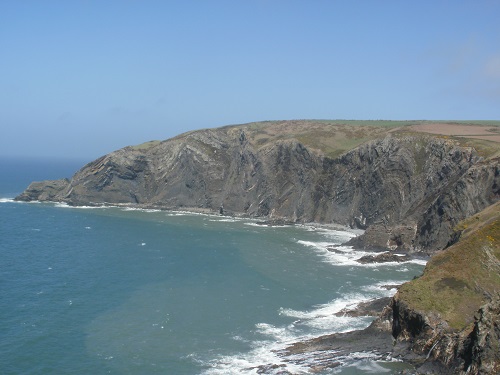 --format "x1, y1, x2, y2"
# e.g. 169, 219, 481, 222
16, 120, 499, 253
14, 119, 500, 373
390, 203, 500, 374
